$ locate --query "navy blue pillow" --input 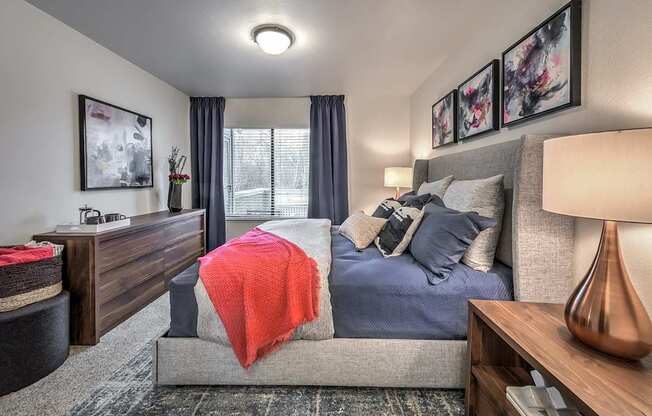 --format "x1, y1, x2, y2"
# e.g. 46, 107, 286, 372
409, 202, 496, 283
402, 193, 431, 210
397, 191, 416, 203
